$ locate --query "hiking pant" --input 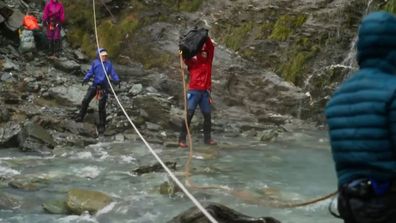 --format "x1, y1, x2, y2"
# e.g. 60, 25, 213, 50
77, 85, 108, 128
179, 90, 212, 143
337, 180, 396, 223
